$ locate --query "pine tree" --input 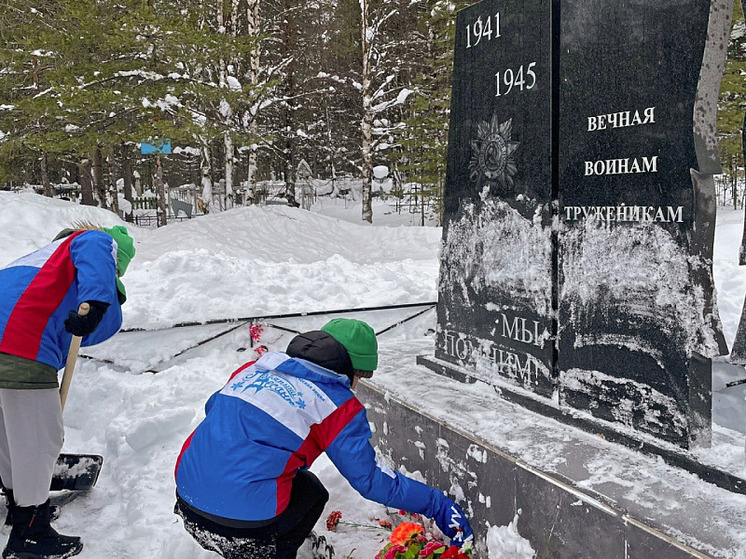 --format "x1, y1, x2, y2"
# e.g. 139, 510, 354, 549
0, 0, 265, 217
356, 0, 424, 223
718, 0, 746, 208
395, 0, 467, 226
